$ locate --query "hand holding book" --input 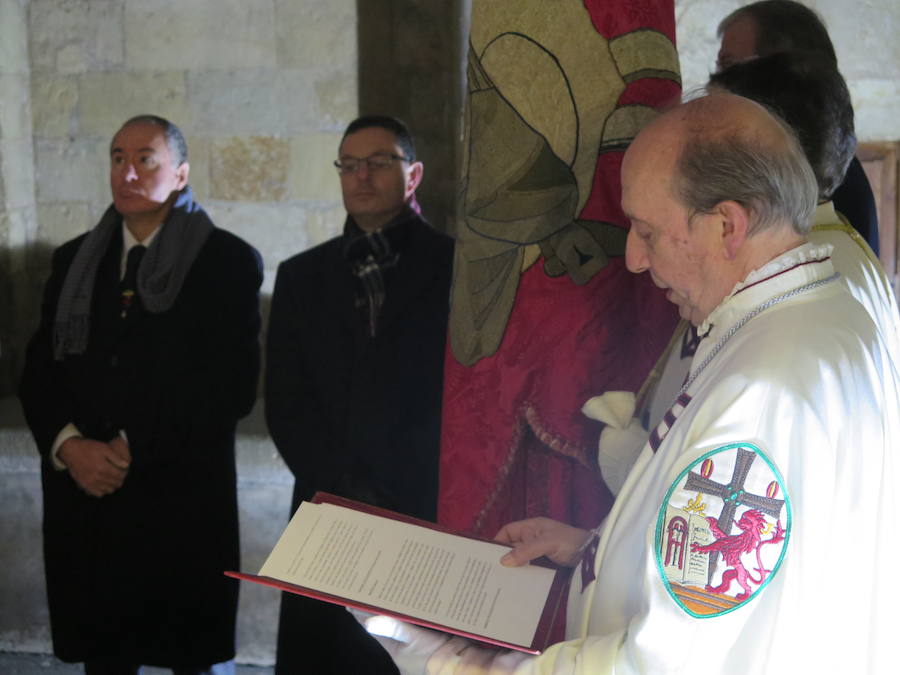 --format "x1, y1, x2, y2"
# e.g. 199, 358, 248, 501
496, 517, 592, 568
